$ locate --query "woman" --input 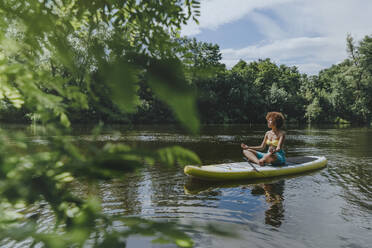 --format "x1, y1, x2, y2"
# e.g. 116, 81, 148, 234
241, 112, 286, 166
